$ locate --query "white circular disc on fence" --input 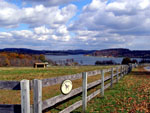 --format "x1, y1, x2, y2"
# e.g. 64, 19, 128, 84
61, 80, 72, 95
